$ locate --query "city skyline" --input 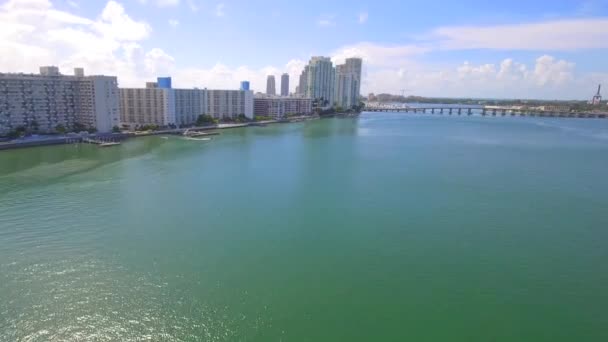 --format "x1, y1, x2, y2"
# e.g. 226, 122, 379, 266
1, 0, 608, 99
